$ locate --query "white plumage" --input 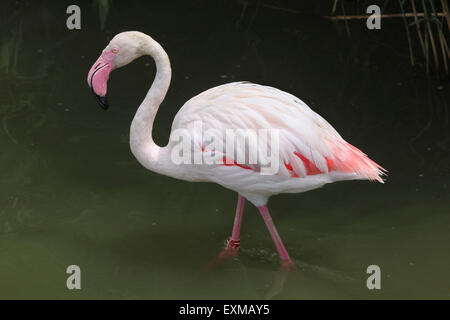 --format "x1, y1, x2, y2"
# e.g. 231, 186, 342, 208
170, 81, 384, 205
